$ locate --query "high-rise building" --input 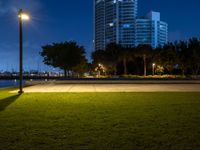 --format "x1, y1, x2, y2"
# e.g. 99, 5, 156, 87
94, 0, 168, 50
94, 0, 138, 50
94, 0, 105, 51
135, 11, 168, 48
